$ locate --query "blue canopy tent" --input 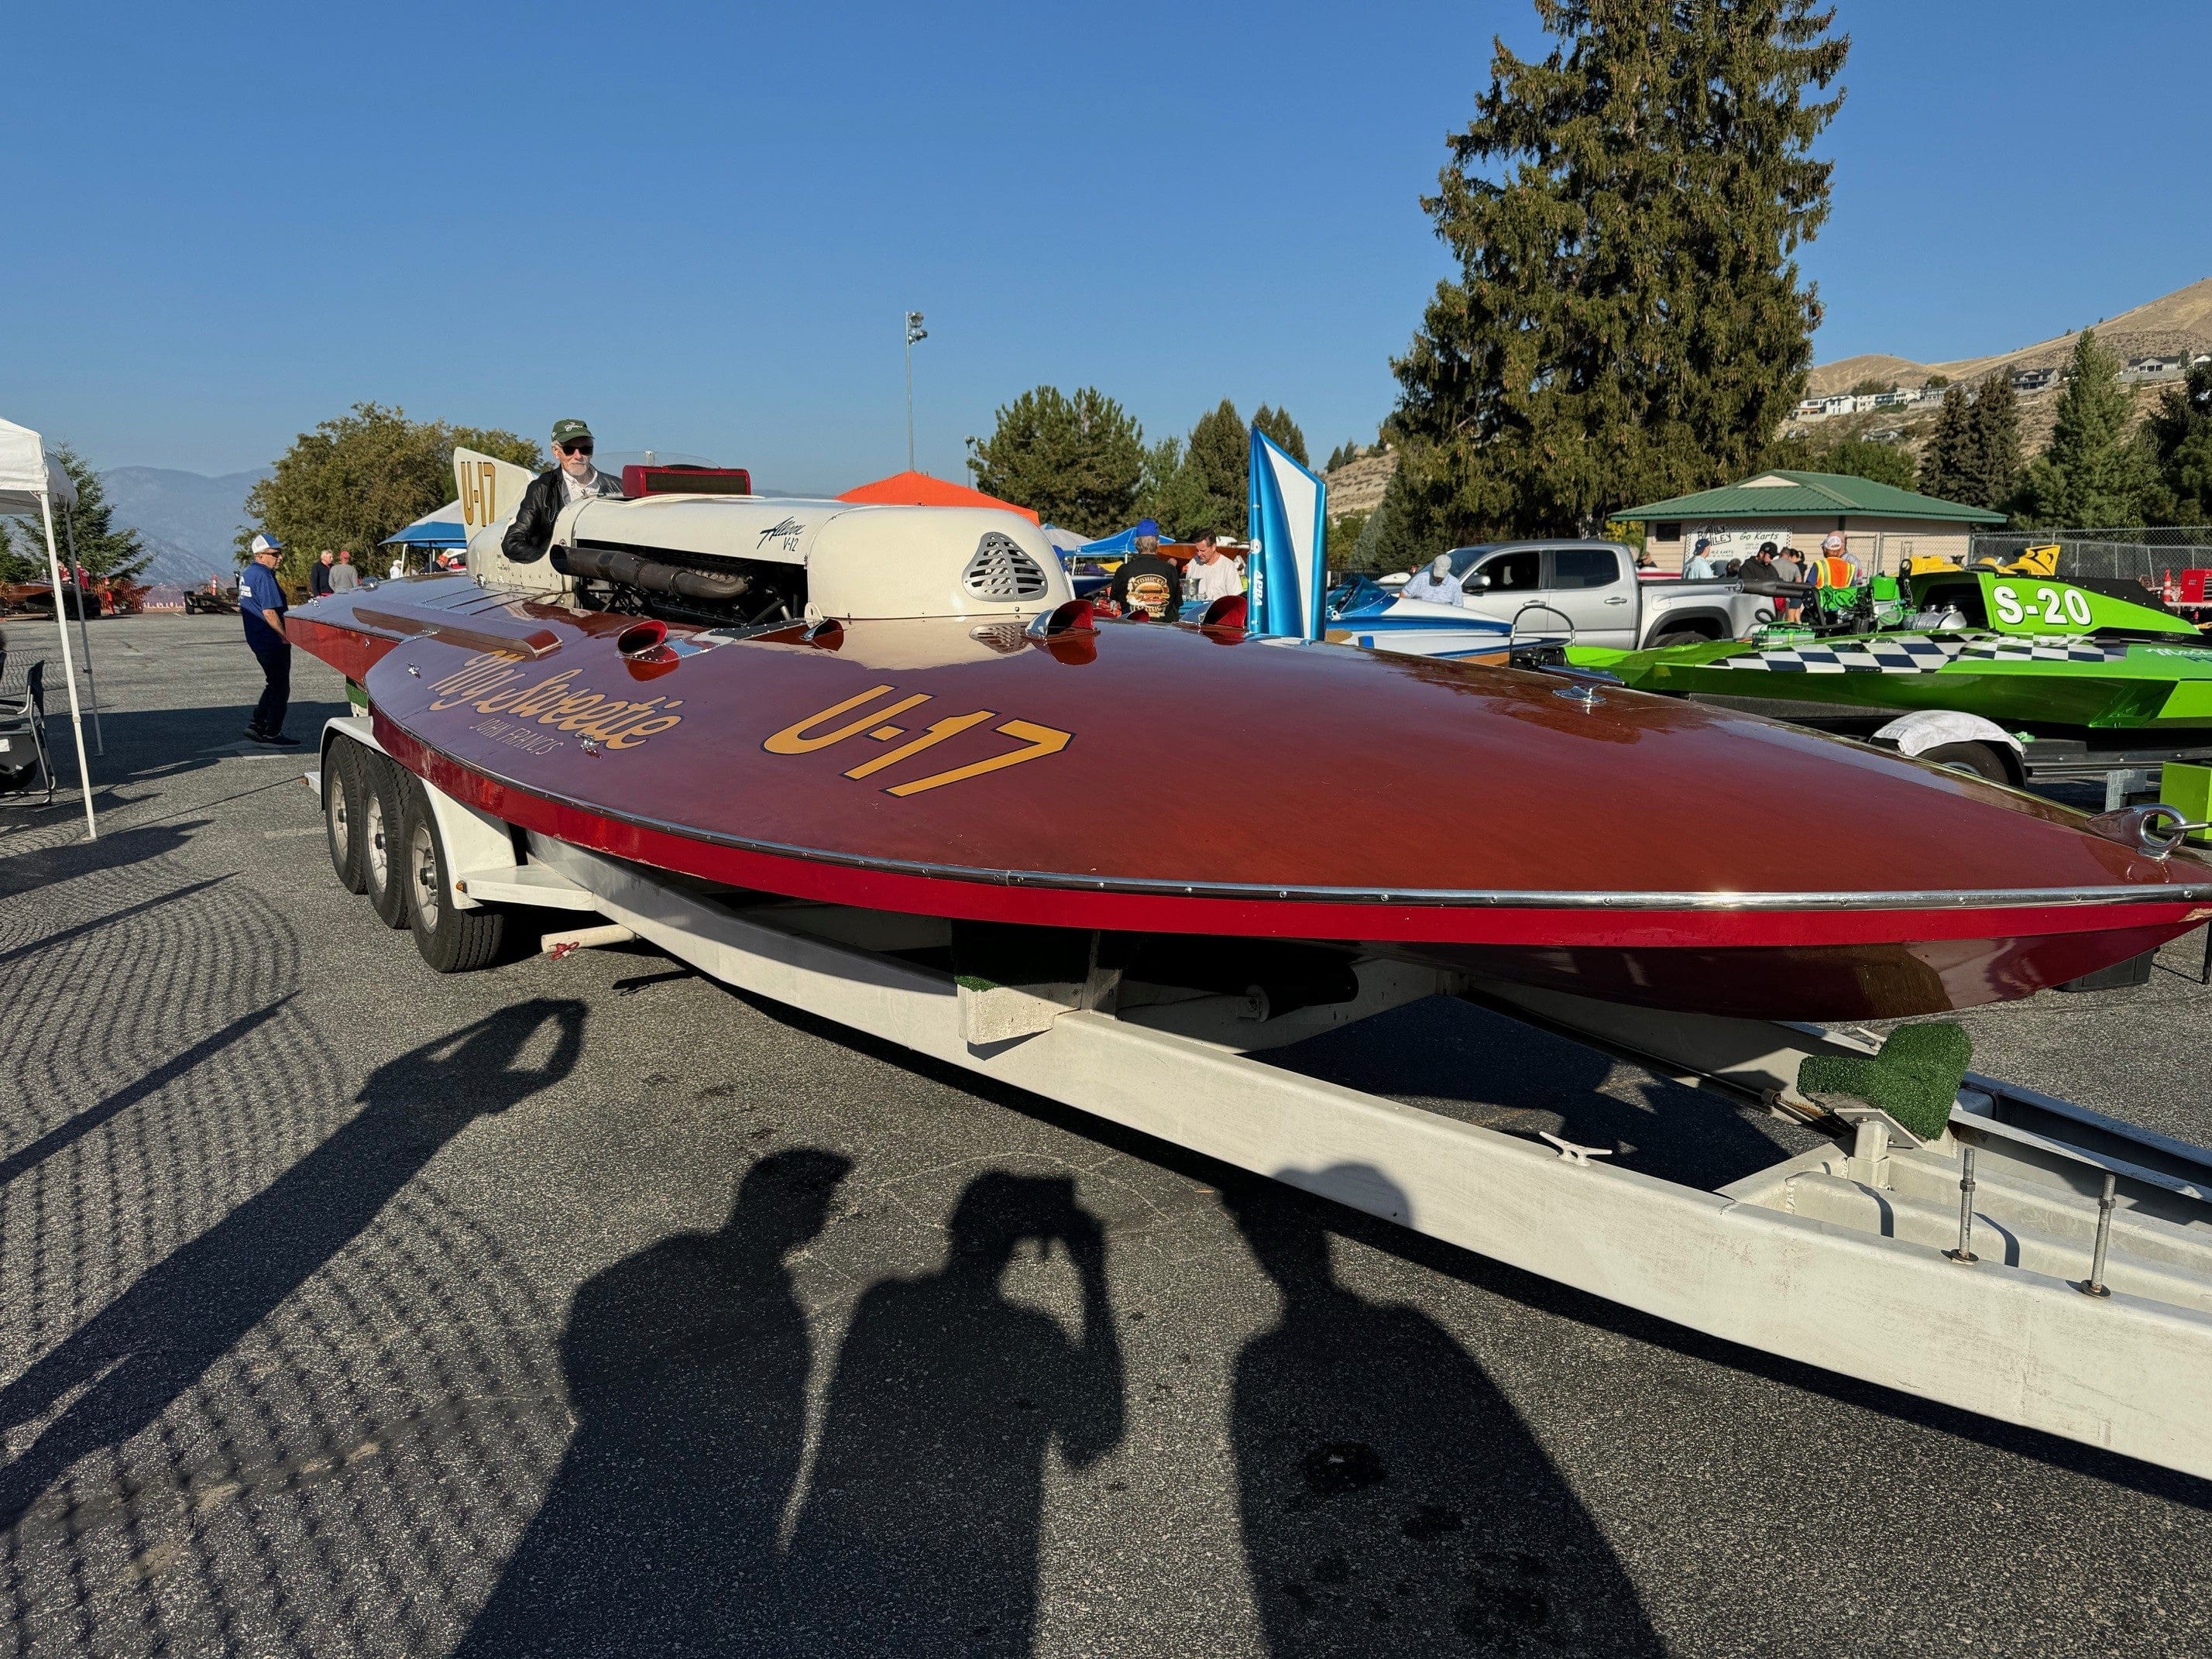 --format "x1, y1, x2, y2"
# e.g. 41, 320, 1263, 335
1075, 524, 1158, 559
381, 500, 466, 549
